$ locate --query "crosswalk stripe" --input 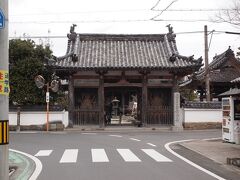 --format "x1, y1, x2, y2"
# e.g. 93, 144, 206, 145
59, 149, 78, 163
35, 150, 53, 157
91, 149, 109, 162
142, 149, 172, 162
117, 149, 141, 162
